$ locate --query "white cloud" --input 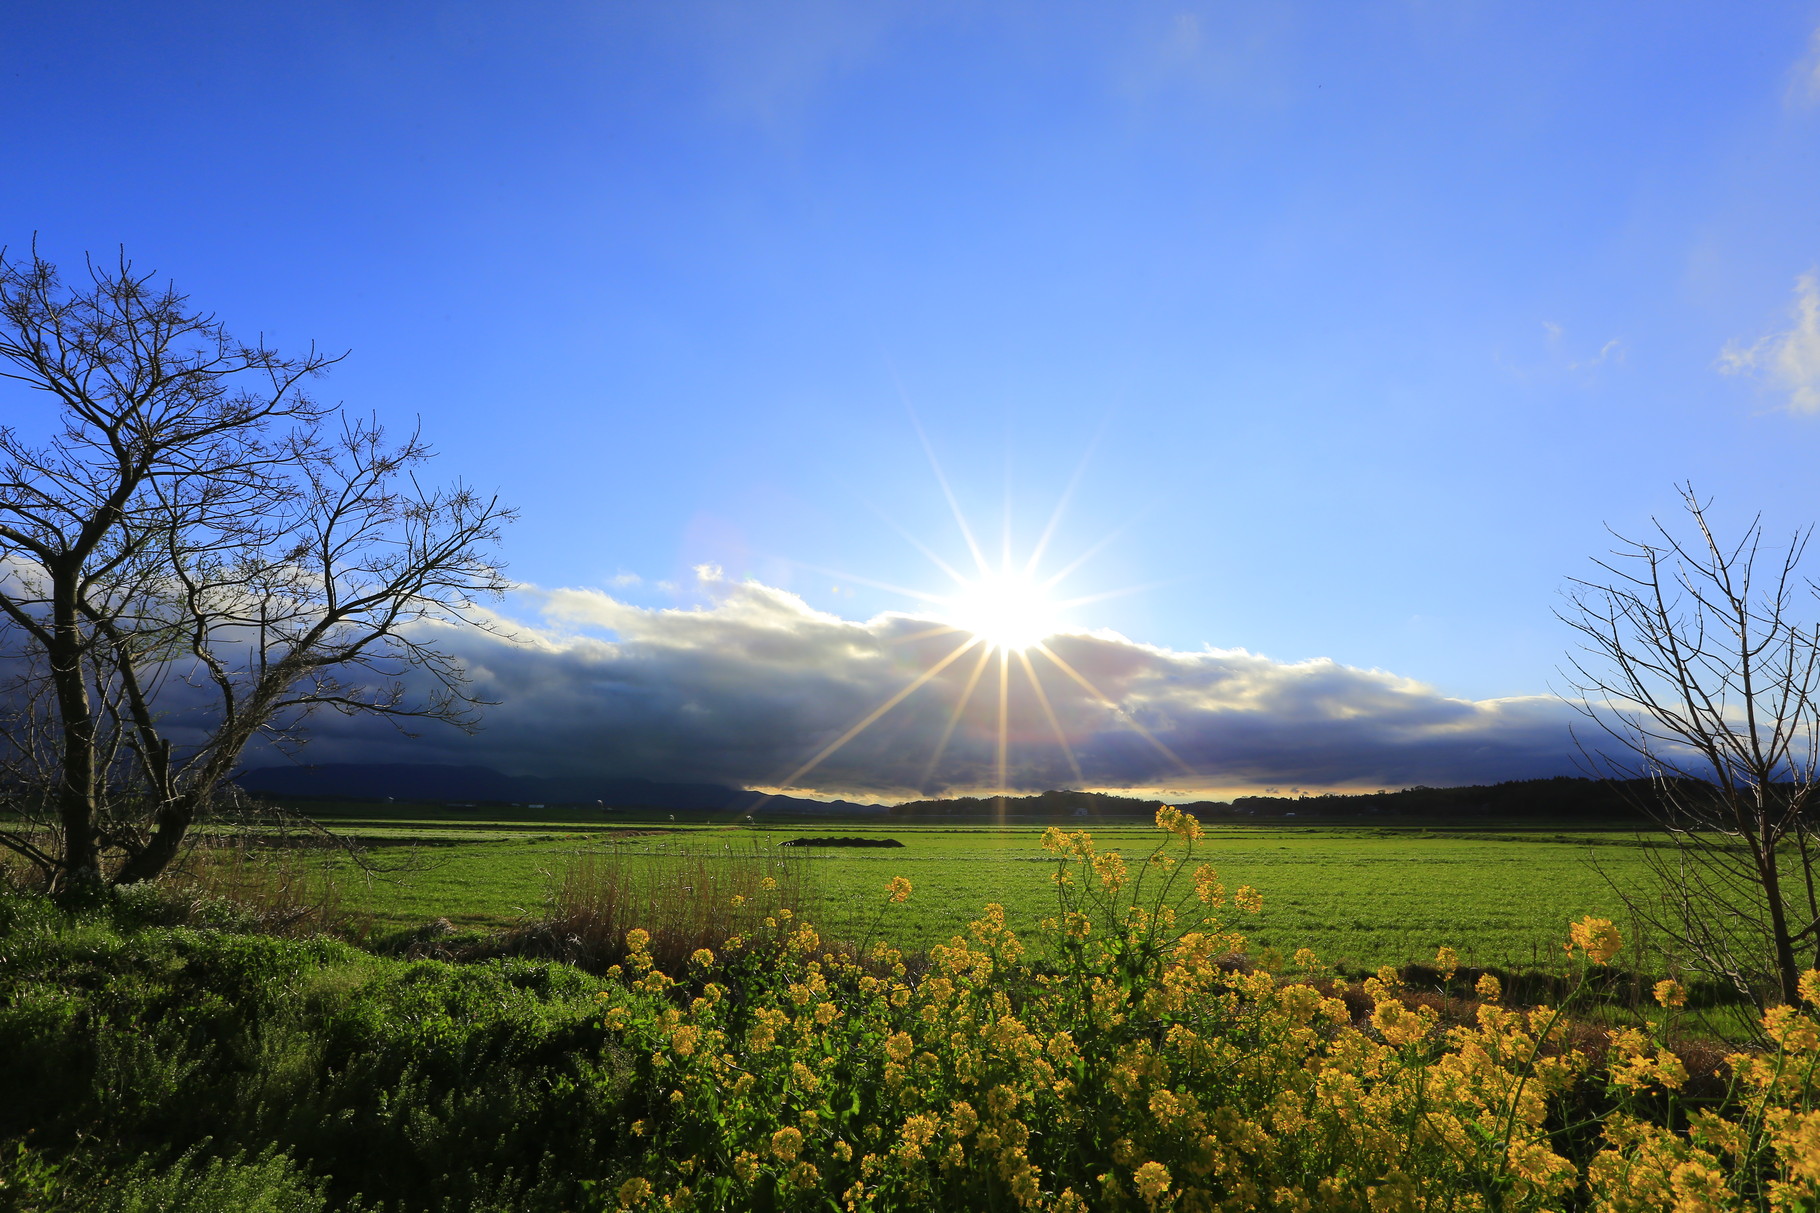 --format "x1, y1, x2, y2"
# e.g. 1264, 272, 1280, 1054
1789, 25, 1820, 107
287, 572, 1580, 798
1720, 272, 1820, 413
